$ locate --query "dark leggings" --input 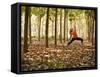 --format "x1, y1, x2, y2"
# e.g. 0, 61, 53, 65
68, 37, 83, 46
